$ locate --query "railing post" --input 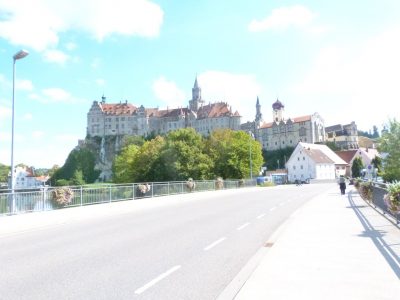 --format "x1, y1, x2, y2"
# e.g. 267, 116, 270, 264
181, 182, 184, 194
109, 185, 112, 203
133, 184, 135, 200
42, 187, 45, 211
168, 182, 170, 195
151, 183, 154, 198
80, 186, 83, 206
